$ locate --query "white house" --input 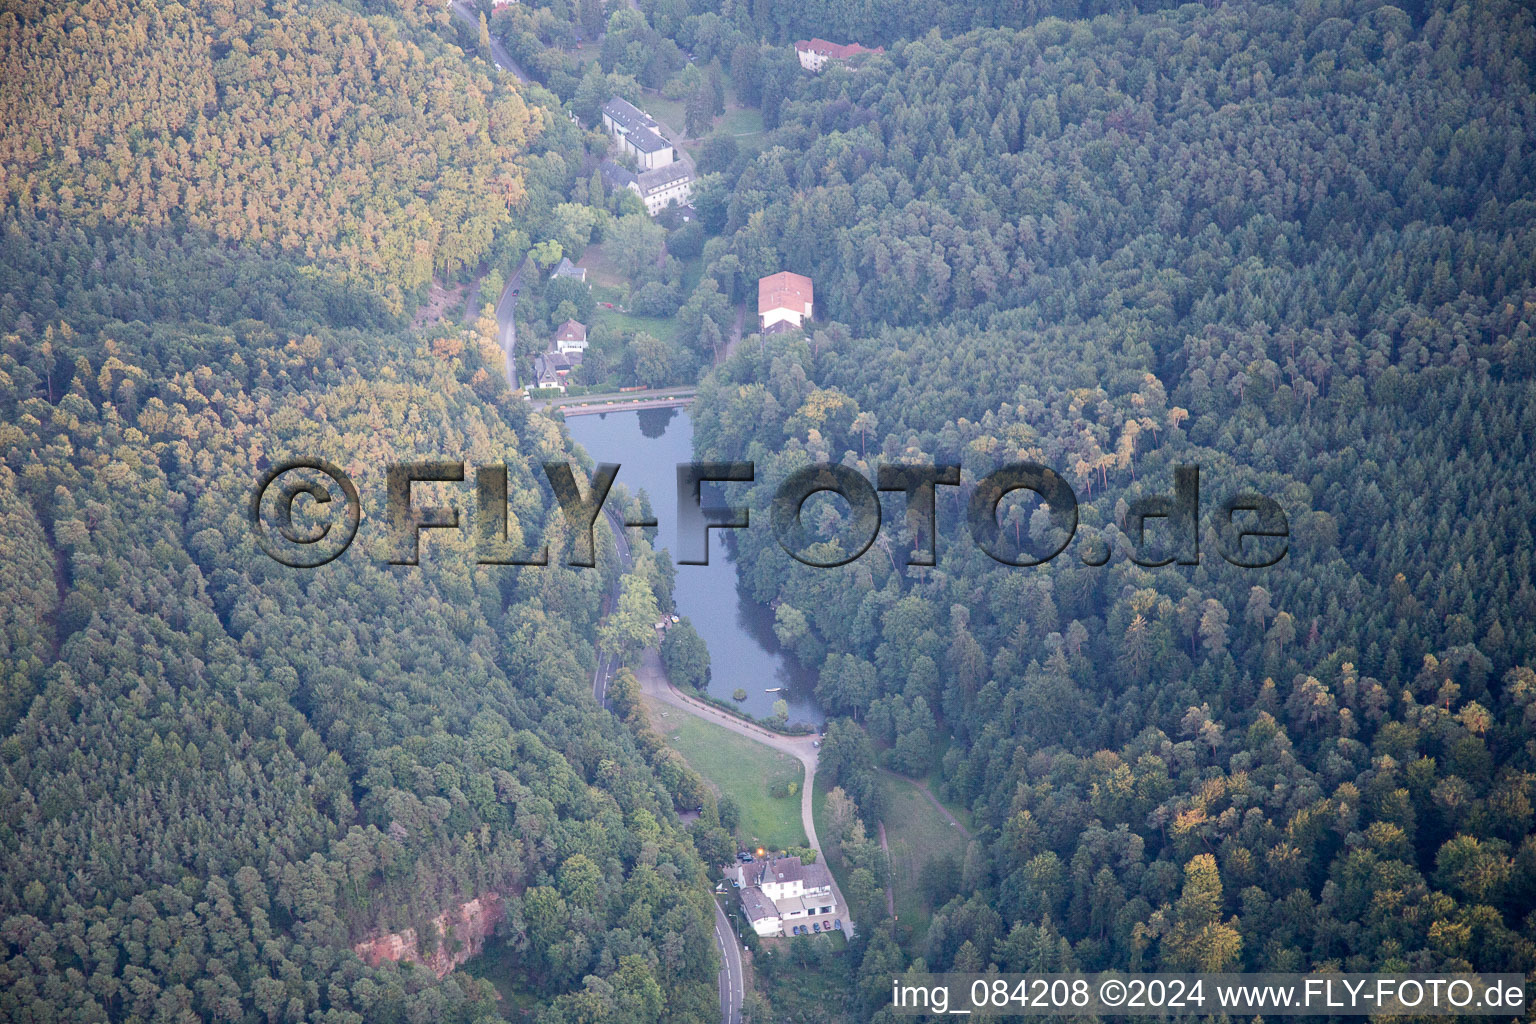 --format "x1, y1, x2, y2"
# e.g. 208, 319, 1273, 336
758, 271, 814, 332
532, 351, 580, 392
794, 38, 883, 73
552, 319, 588, 355
602, 97, 675, 171
601, 159, 694, 217
728, 856, 837, 938
632, 163, 694, 216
